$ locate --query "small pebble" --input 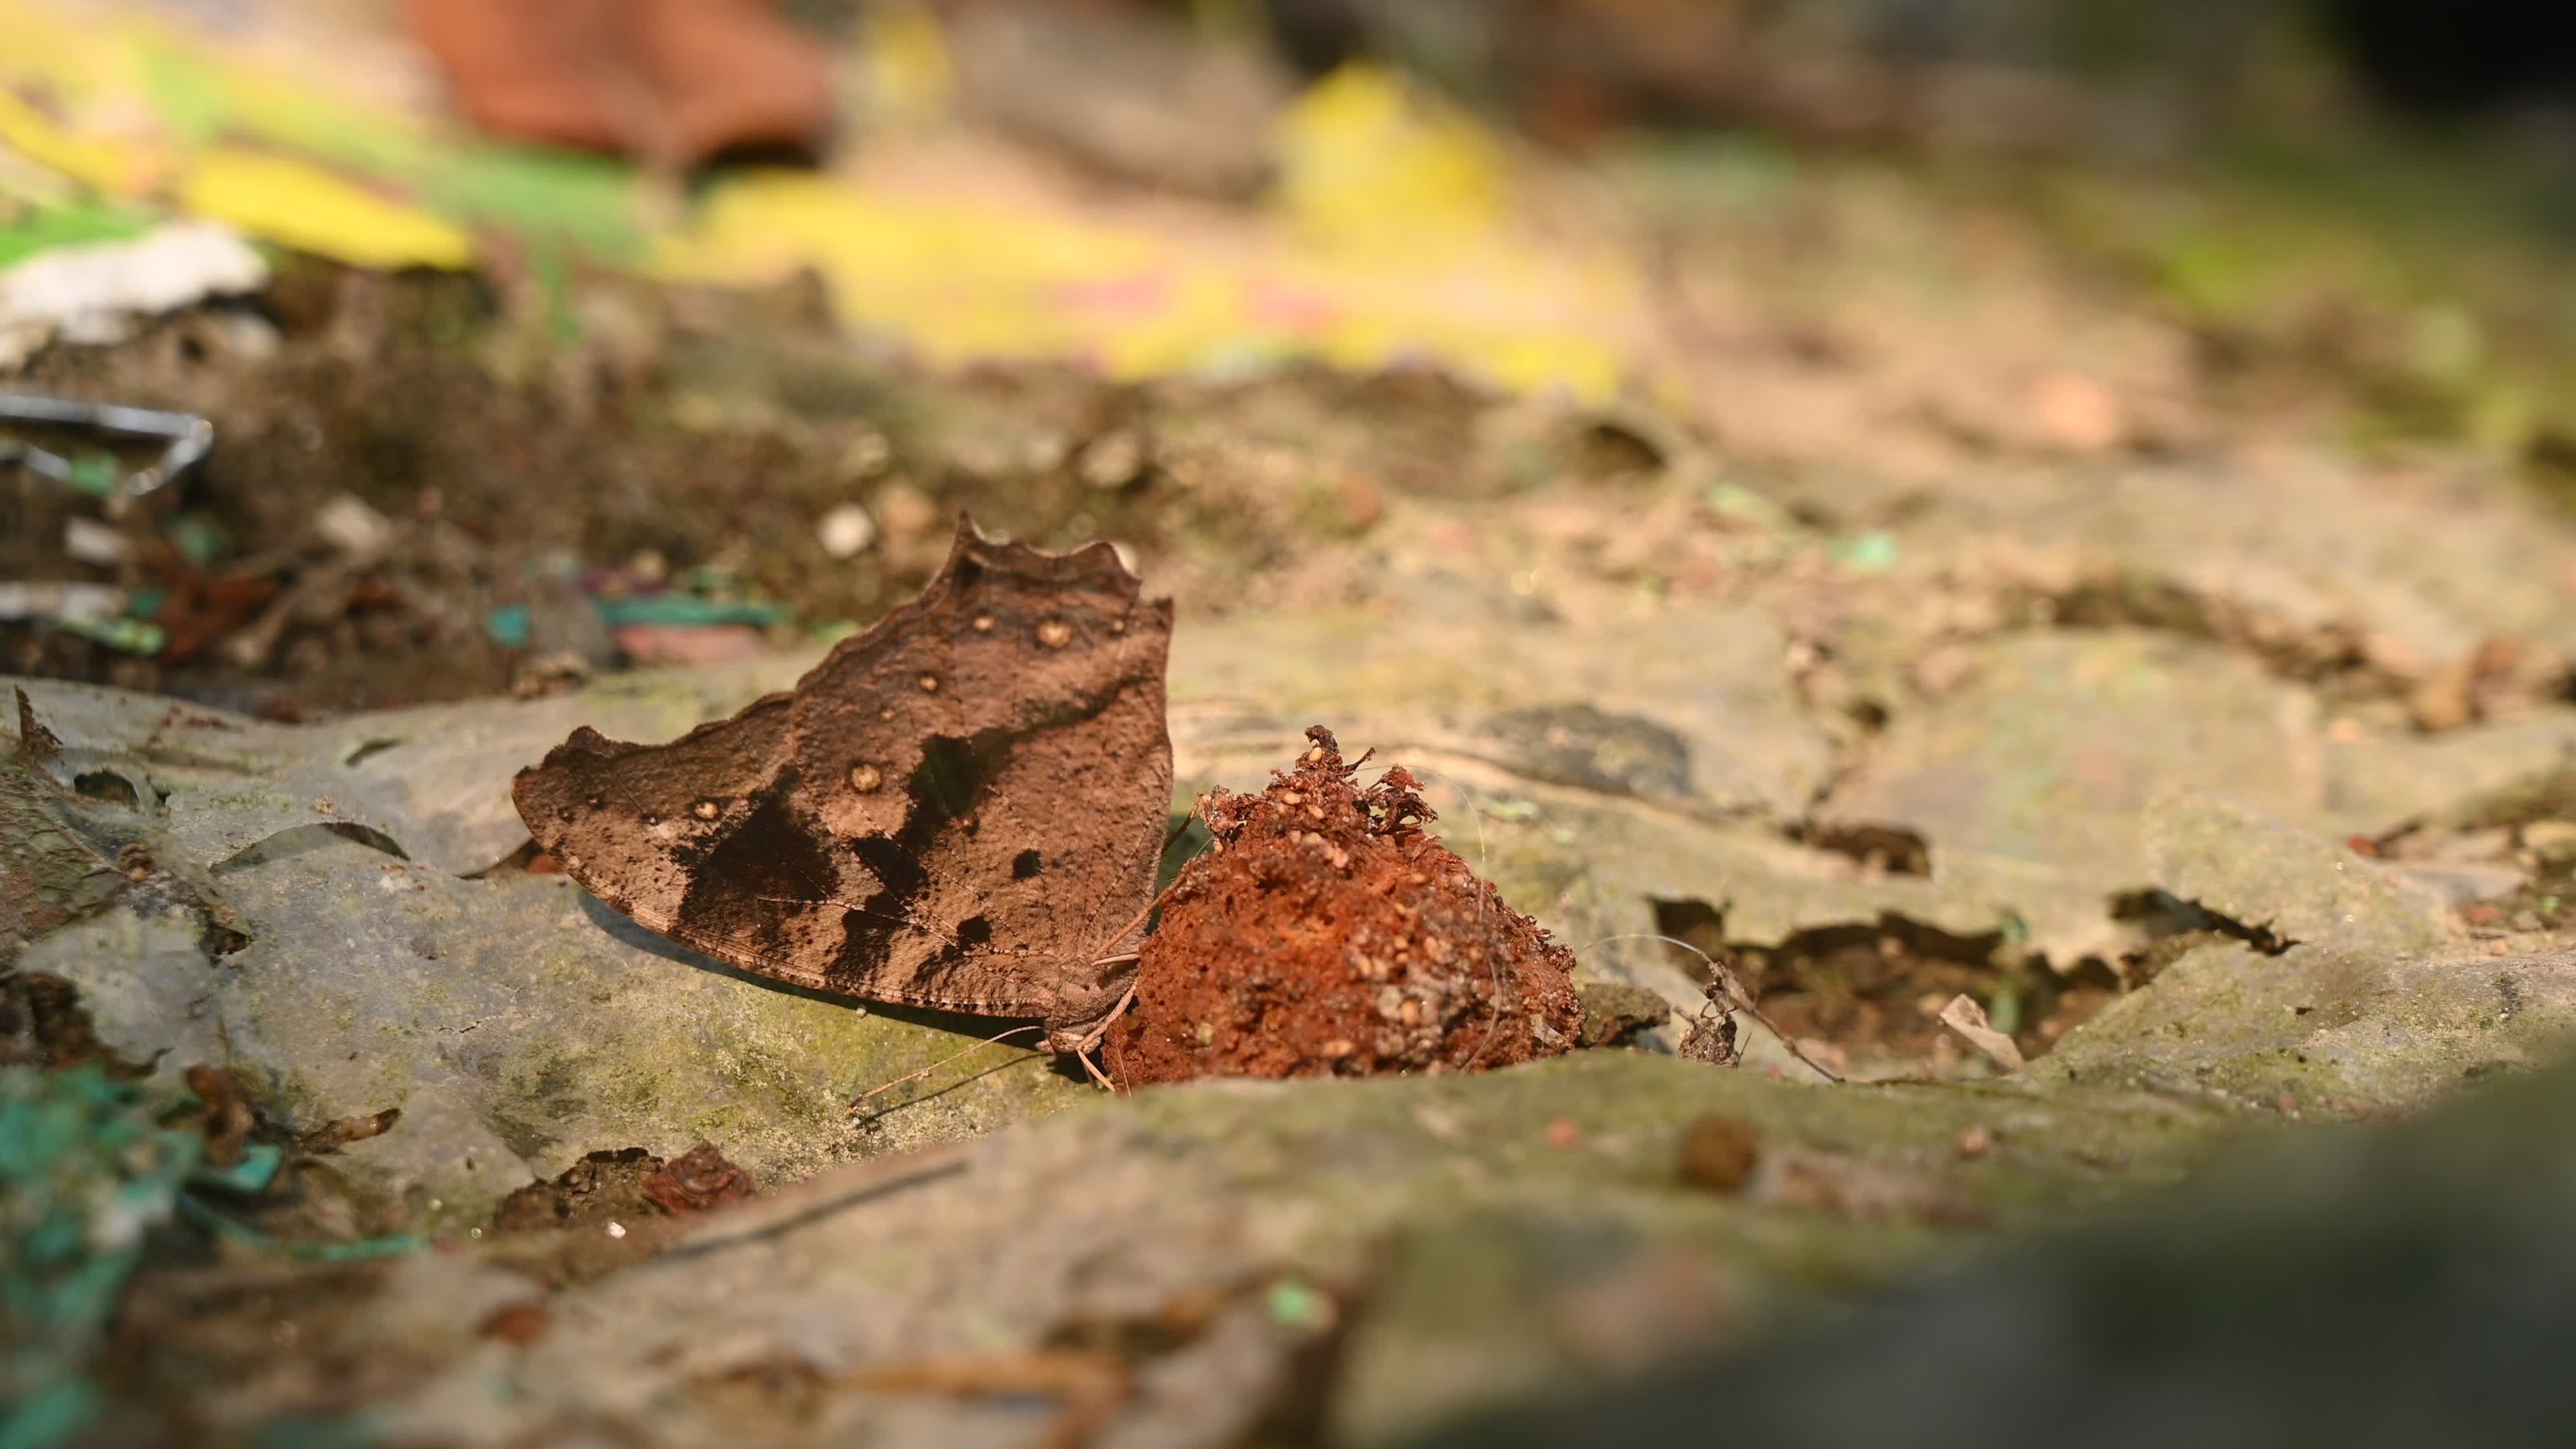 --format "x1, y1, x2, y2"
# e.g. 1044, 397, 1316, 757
1677, 1114, 1760, 1193
1078, 428, 1146, 490
1546, 1118, 1582, 1150
1955, 1124, 1994, 1159
875, 482, 938, 540
817, 502, 877, 559
61, 517, 130, 566
315, 494, 395, 556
